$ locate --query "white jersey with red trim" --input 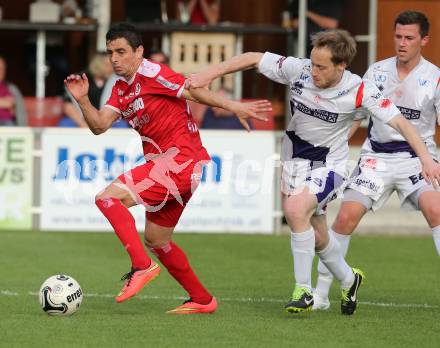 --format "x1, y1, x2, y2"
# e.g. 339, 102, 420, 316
258, 52, 400, 167
105, 58, 209, 163
360, 56, 440, 159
